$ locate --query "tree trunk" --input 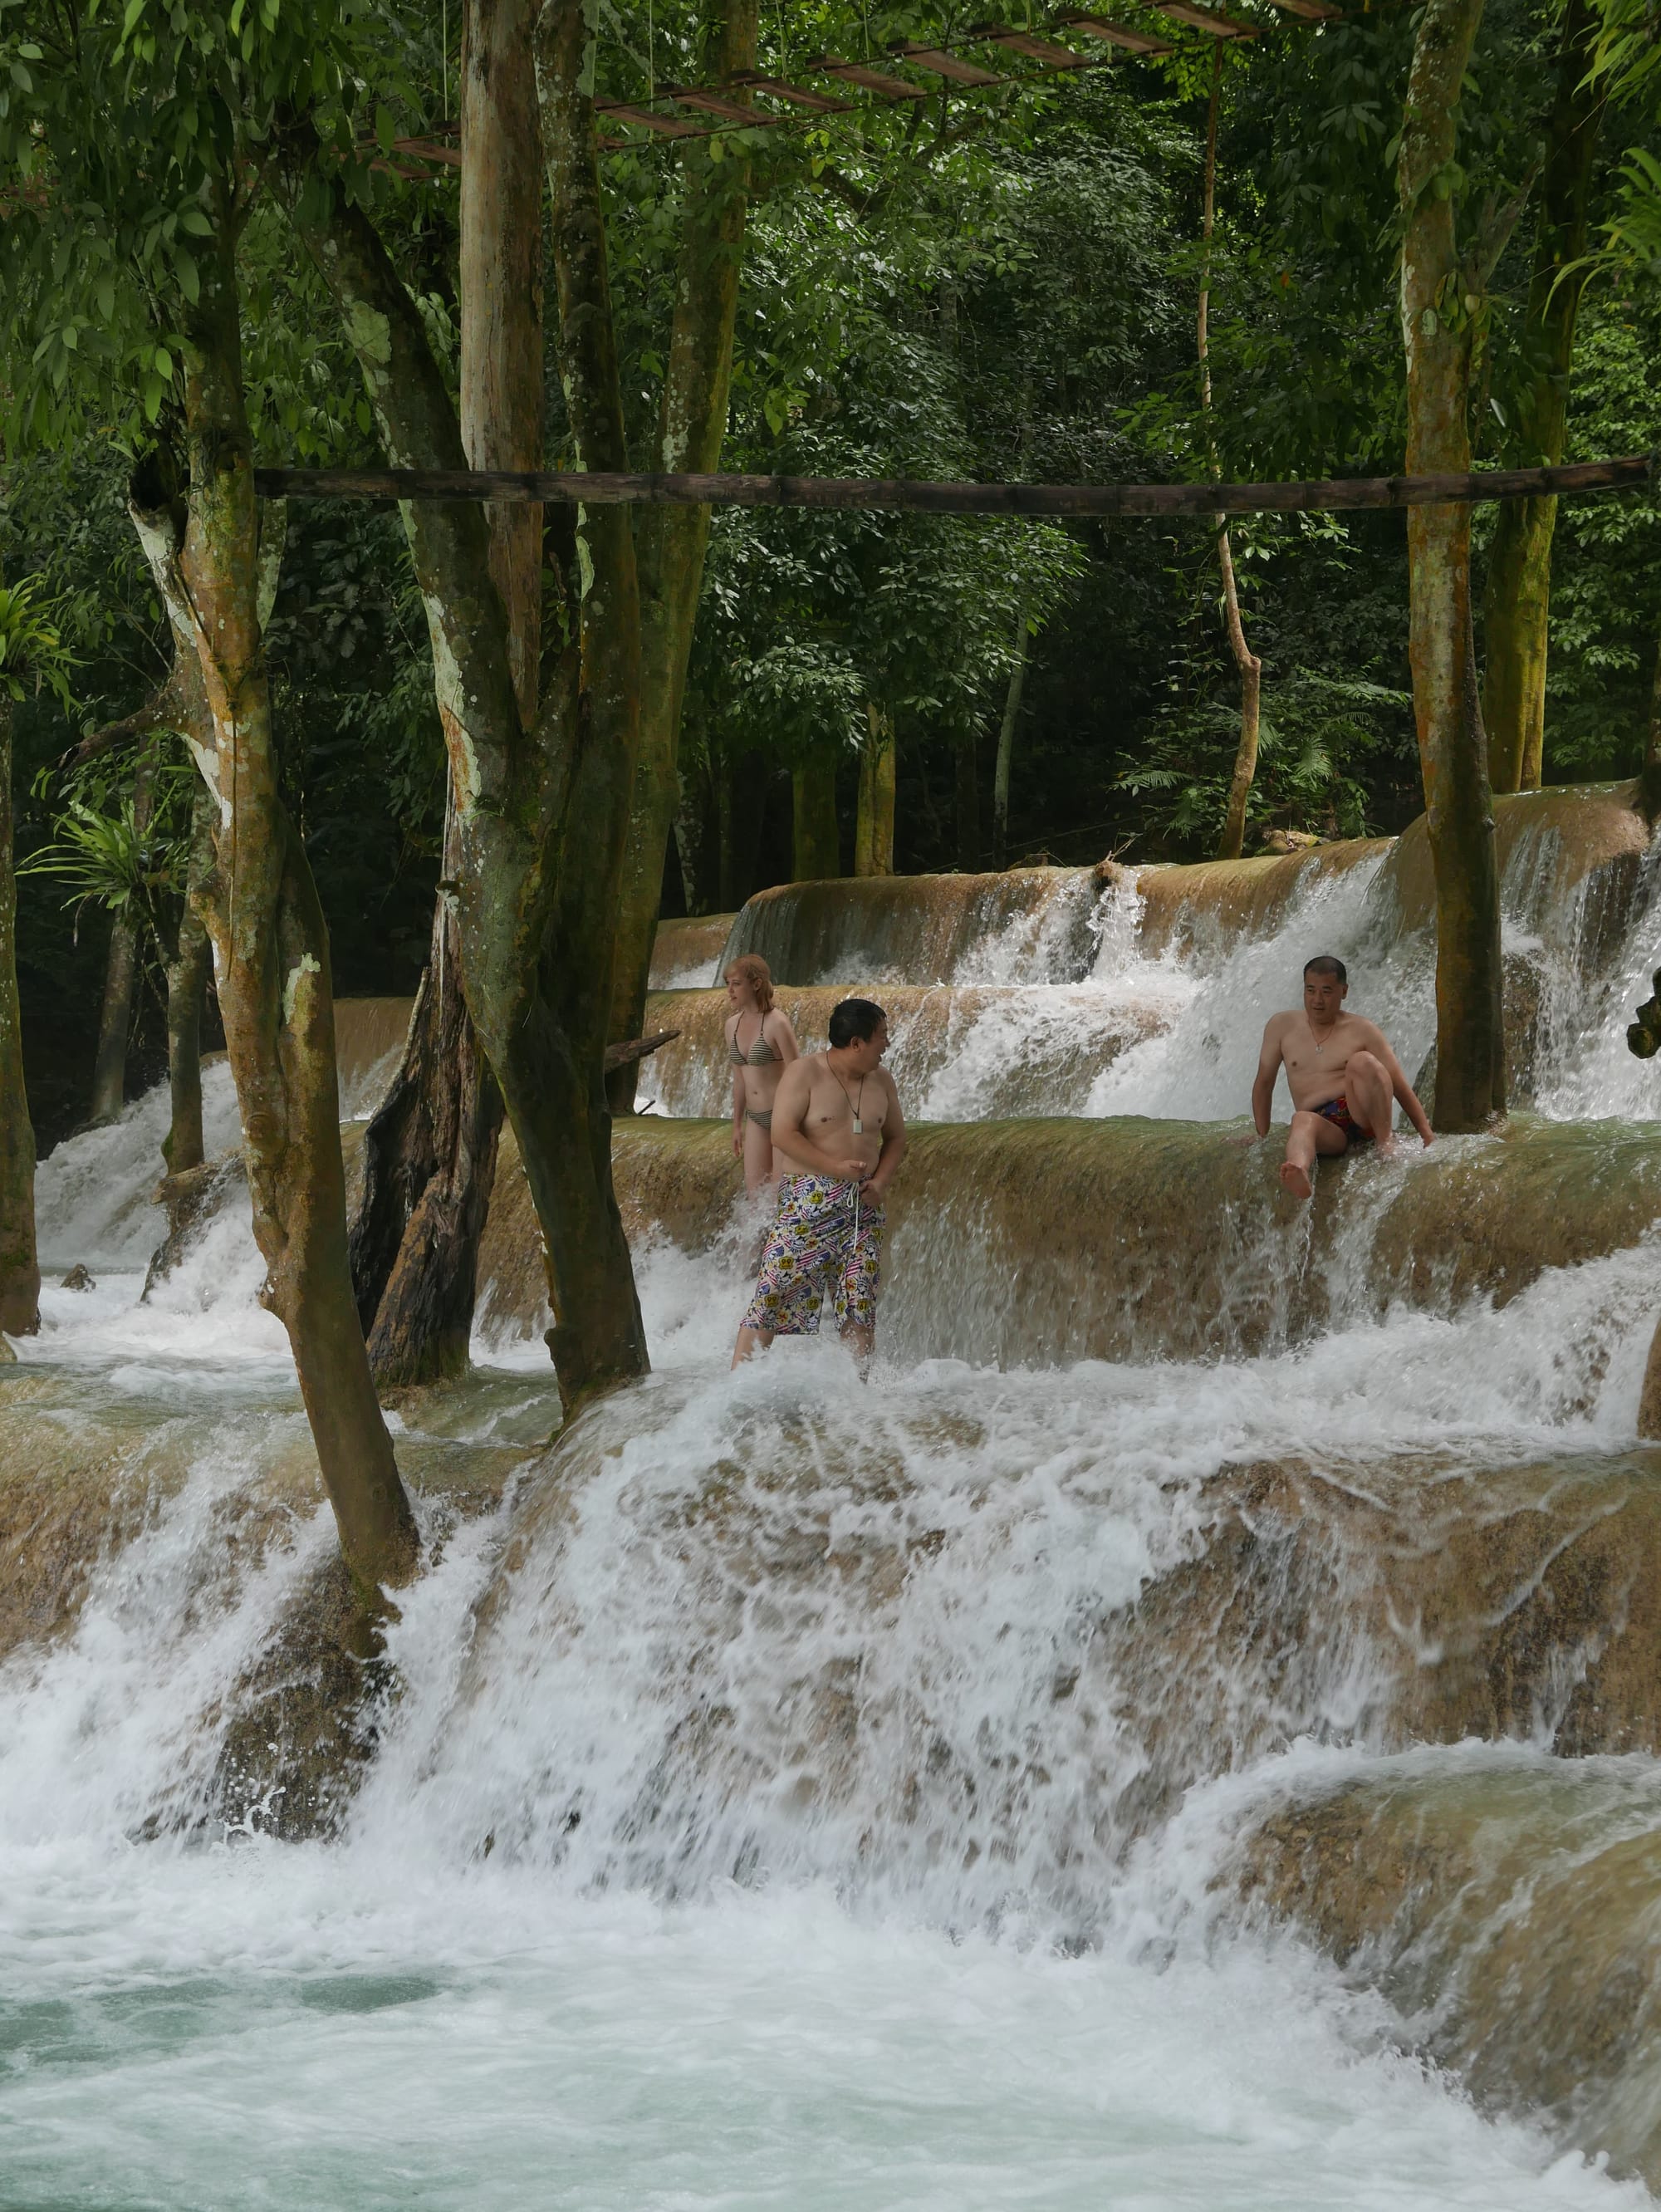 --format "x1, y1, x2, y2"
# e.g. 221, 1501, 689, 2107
1637, 1322, 1661, 1440
718, 746, 766, 909
1482, 0, 1606, 795
674, 745, 718, 915
135, 206, 417, 1593
461, 0, 543, 729
162, 782, 214, 1177
992, 618, 1028, 870
1399, 0, 1506, 1132
855, 704, 896, 875
793, 757, 840, 880
340, 0, 537, 1368
955, 736, 981, 871
294, 0, 652, 1419
88, 911, 138, 1126
605, 0, 761, 1112
348, 797, 504, 1386
0, 694, 39, 1337
90, 743, 161, 1126
1214, 528, 1263, 861
1198, 47, 1264, 865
